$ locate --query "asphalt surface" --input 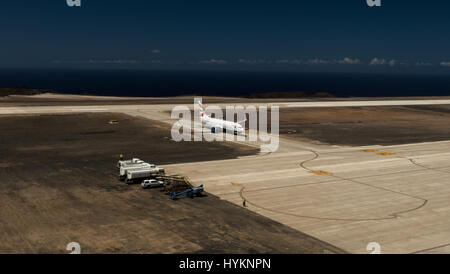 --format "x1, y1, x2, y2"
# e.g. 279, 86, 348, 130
1, 95, 450, 253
